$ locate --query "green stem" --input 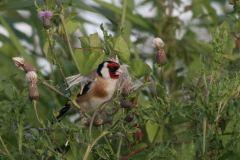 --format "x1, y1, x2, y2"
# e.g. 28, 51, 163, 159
34, 101, 65, 158
89, 109, 99, 137
60, 14, 81, 73
33, 100, 42, 125
0, 136, 14, 160
71, 98, 91, 119
47, 30, 71, 95
203, 123, 214, 159
120, 0, 127, 29
117, 136, 123, 160
97, 127, 115, 156
83, 131, 112, 160
162, 67, 167, 93
203, 117, 207, 154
